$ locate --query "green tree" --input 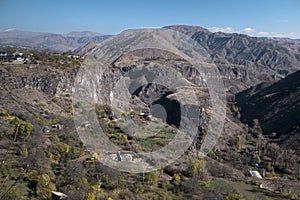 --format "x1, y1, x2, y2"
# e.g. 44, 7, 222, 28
146, 172, 158, 187
190, 157, 205, 175
1, 181, 29, 200
10, 117, 20, 141
10, 117, 33, 141
36, 174, 56, 200
18, 122, 33, 139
